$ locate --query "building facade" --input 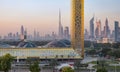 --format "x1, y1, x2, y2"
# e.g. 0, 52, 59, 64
95, 20, 101, 39
72, 0, 84, 58
103, 18, 110, 38
115, 21, 120, 42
